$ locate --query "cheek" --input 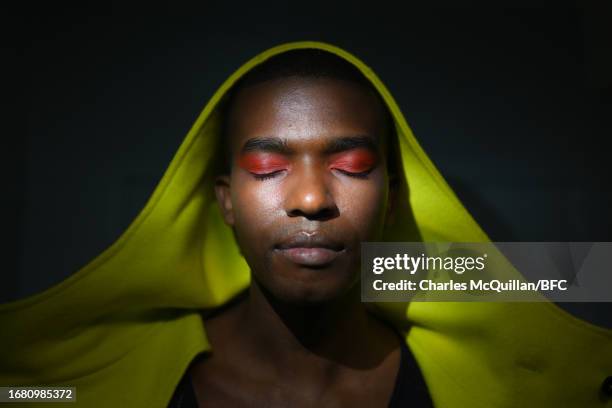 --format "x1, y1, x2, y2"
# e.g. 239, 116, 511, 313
336, 171, 389, 237
230, 173, 283, 234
